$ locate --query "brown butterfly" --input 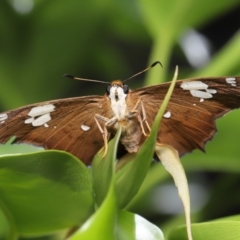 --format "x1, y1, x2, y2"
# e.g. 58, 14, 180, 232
0, 62, 239, 165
